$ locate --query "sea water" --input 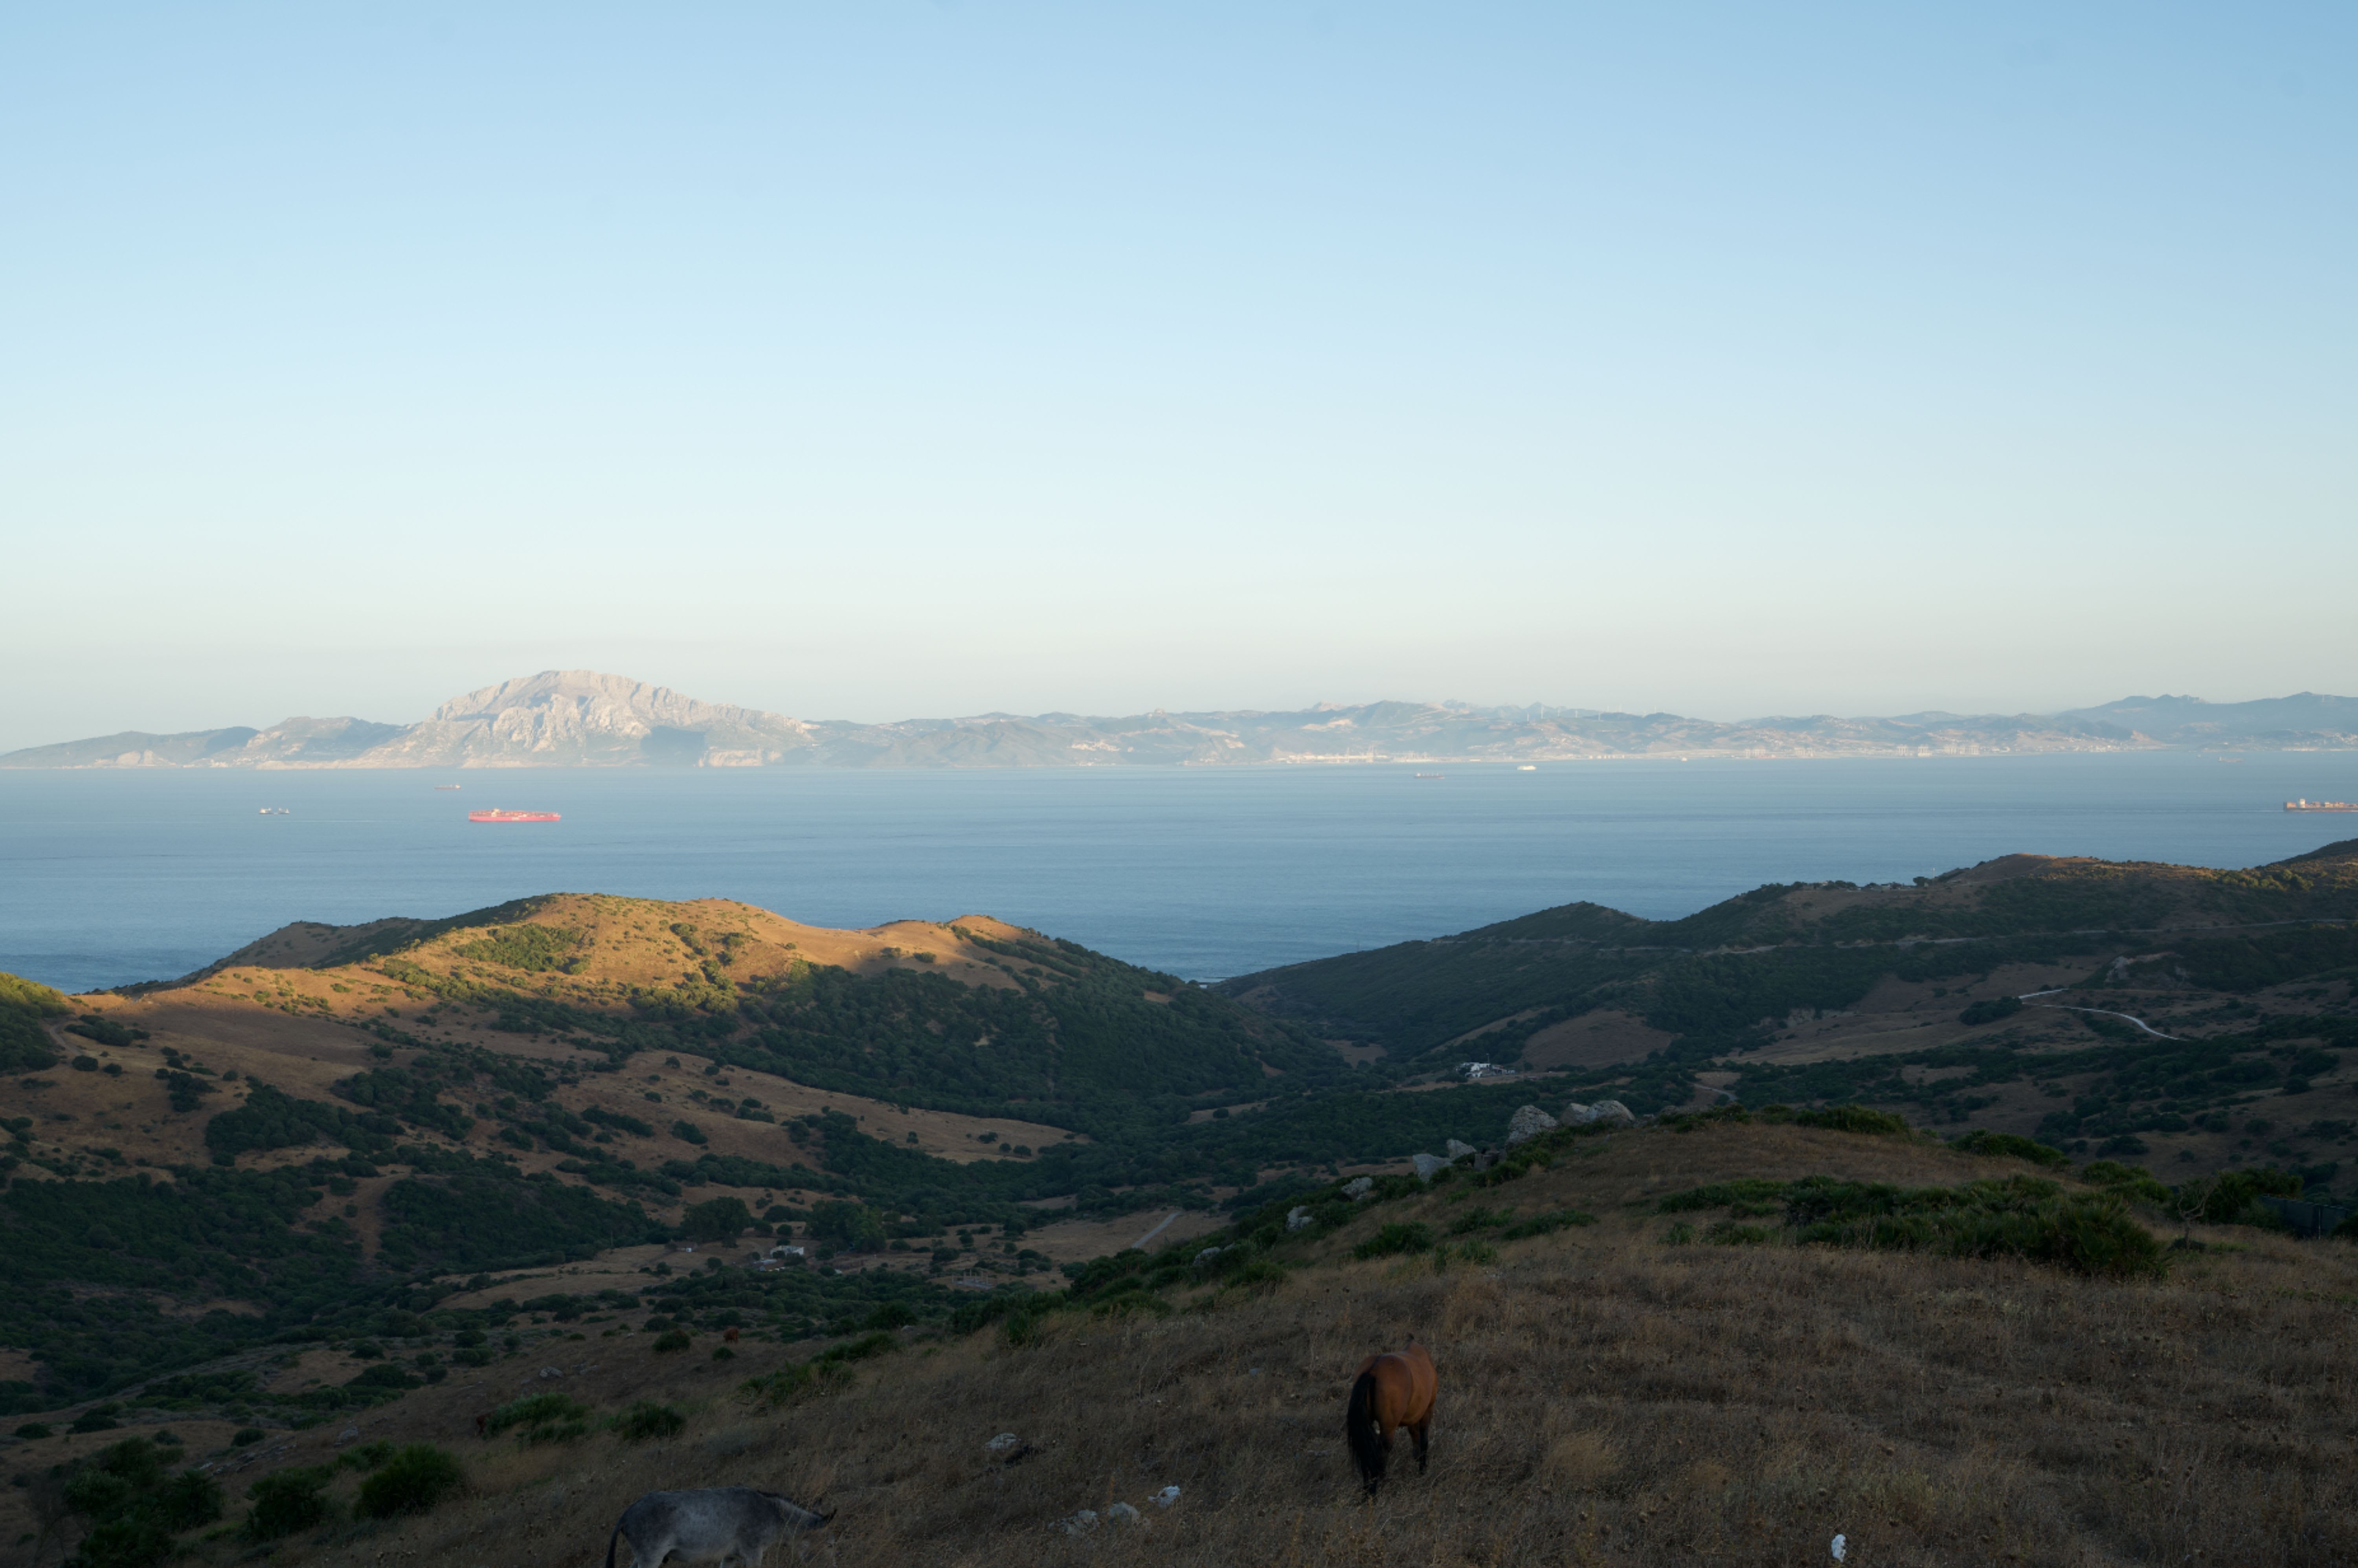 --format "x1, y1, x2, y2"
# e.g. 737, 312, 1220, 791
2, 752, 2353, 993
